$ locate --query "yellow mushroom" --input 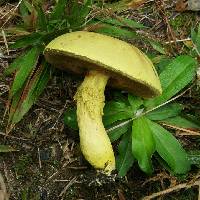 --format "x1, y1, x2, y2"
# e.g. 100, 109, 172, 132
44, 31, 162, 173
